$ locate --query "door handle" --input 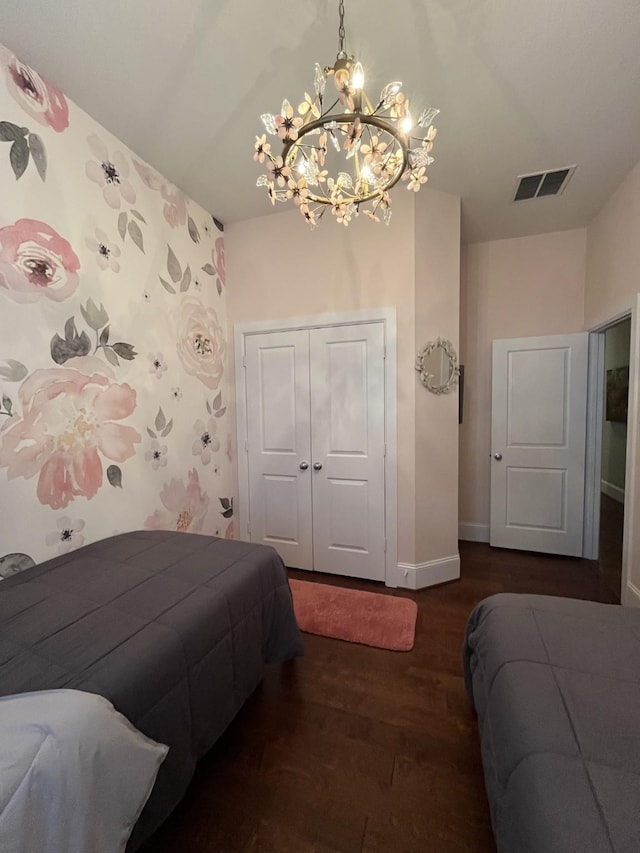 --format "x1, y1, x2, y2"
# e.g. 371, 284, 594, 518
312, 462, 323, 471
299, 461, 309, 470
493, 453, 503, 461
